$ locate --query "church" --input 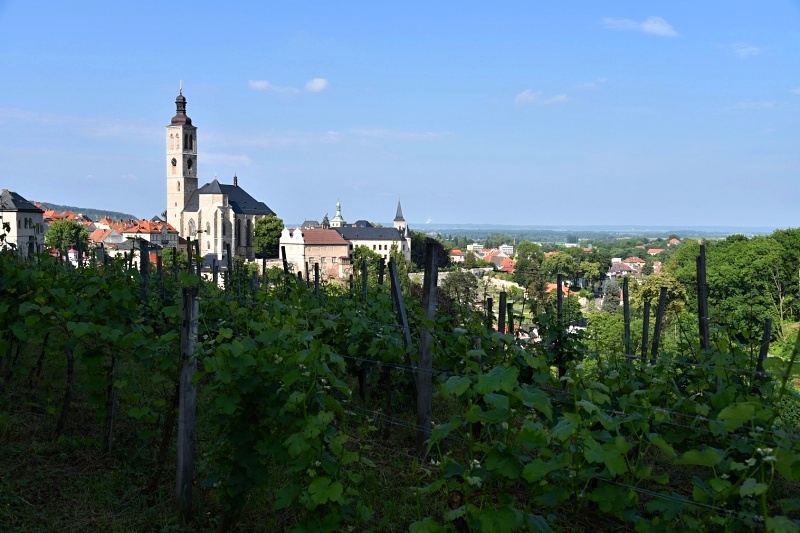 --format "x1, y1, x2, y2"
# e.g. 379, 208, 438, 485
165, 91, 275, 261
